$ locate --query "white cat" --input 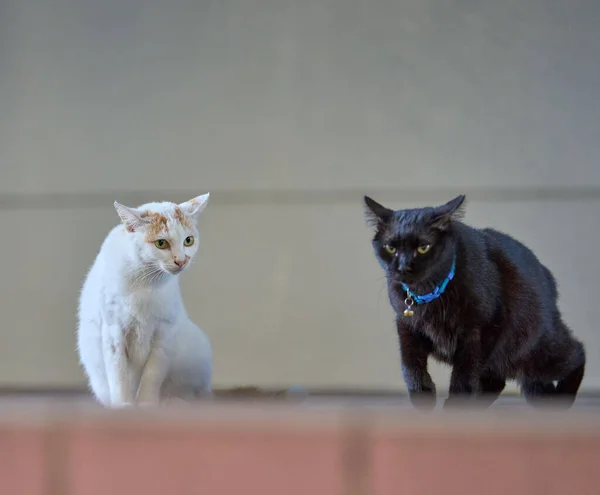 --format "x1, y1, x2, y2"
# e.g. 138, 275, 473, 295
77, 194, 212, 407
